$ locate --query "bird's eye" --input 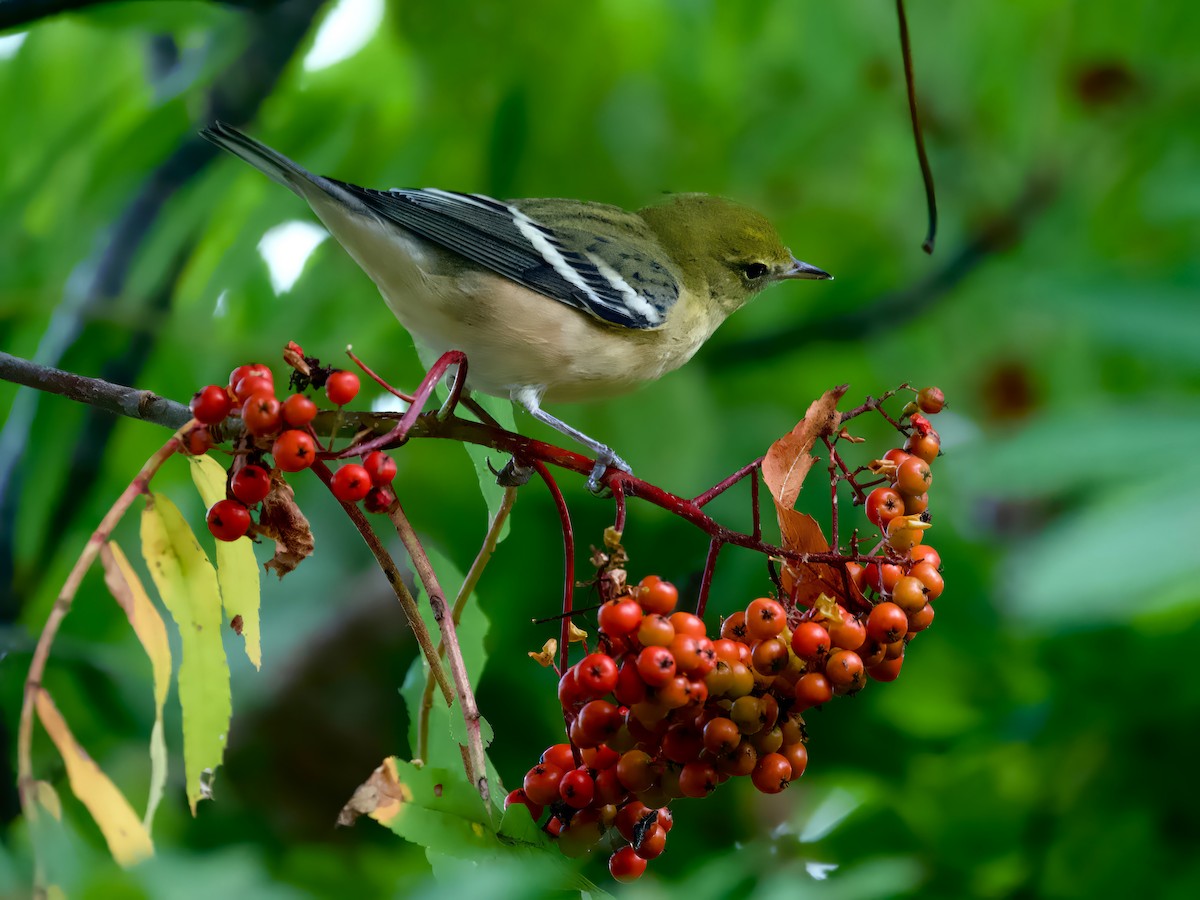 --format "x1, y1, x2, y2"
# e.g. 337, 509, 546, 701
743, 262, 769, 280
